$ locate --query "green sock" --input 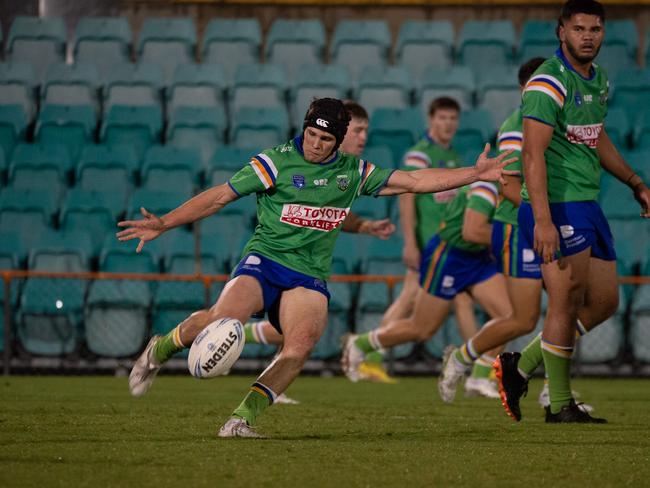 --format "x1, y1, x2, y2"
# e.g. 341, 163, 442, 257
541, 340, 573, 414
470, 355, 494, 379
244, 322, 258, 344
354, 332, 378, 354
365, 351, 384, 364
232, 382, 275, 426
152, 326, 184, 363
518, 333, 543, 376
